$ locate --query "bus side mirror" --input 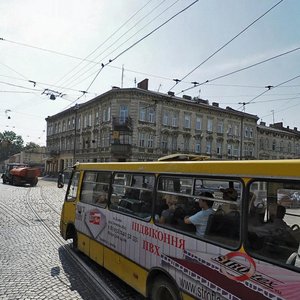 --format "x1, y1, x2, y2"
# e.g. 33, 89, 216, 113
57, 173, 64, 188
